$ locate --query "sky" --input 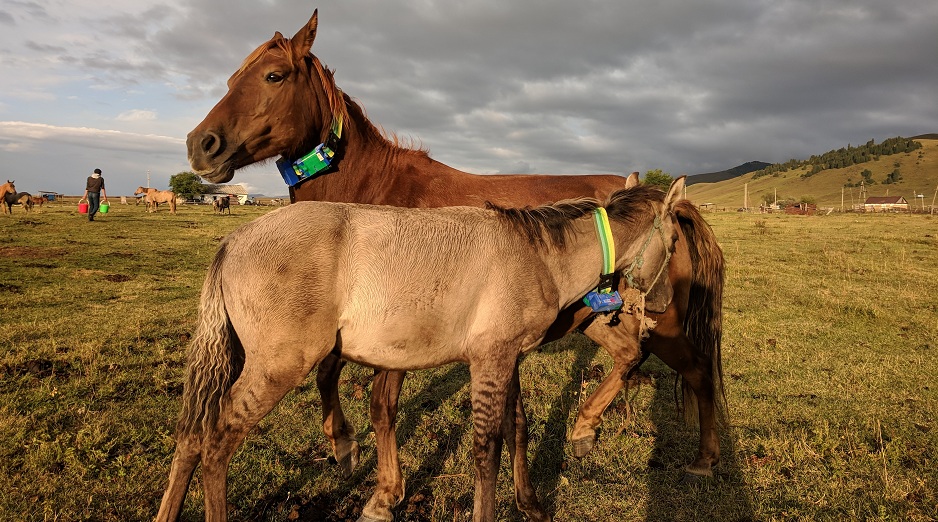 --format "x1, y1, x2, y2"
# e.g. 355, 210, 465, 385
1, 0, 936, 198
